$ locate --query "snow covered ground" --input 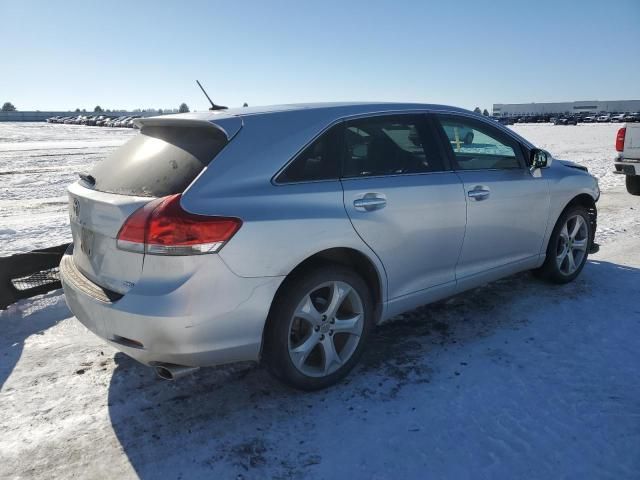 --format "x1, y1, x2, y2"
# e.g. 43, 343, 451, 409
0, 123, 136, 255
1, 122, 639, 479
